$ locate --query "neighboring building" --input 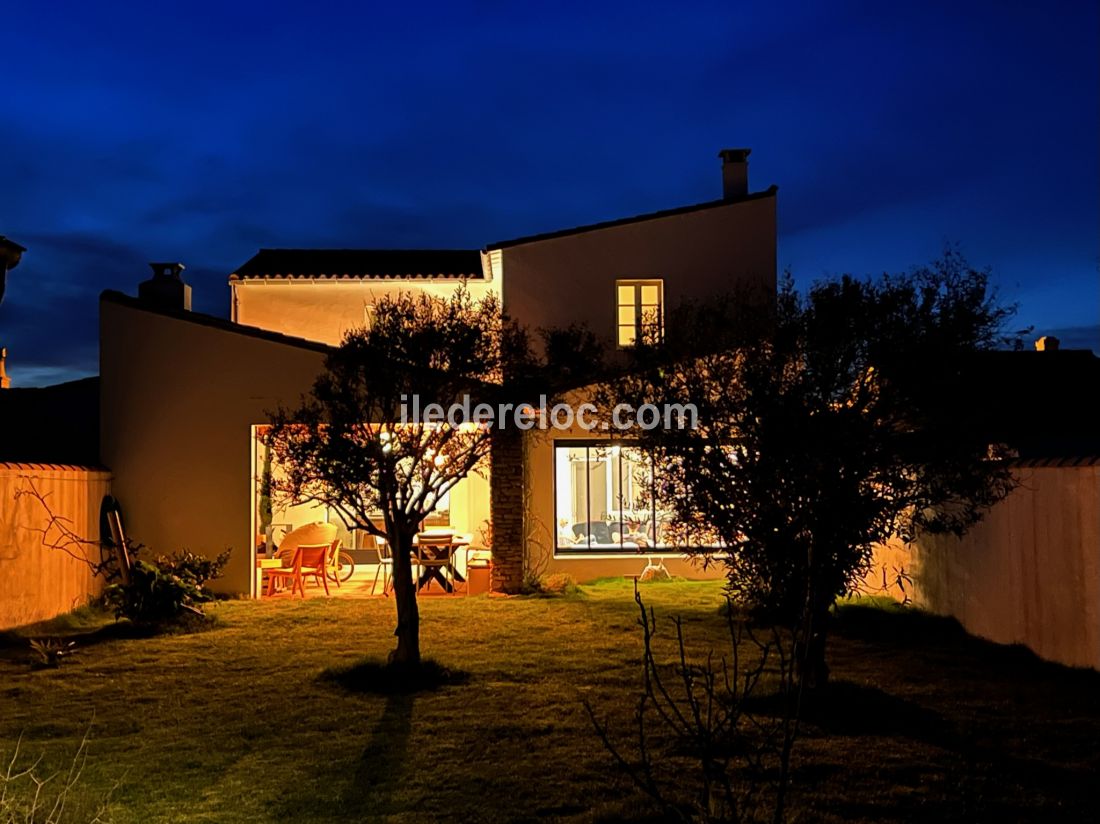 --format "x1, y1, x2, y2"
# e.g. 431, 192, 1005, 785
98, 149, 778, 595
